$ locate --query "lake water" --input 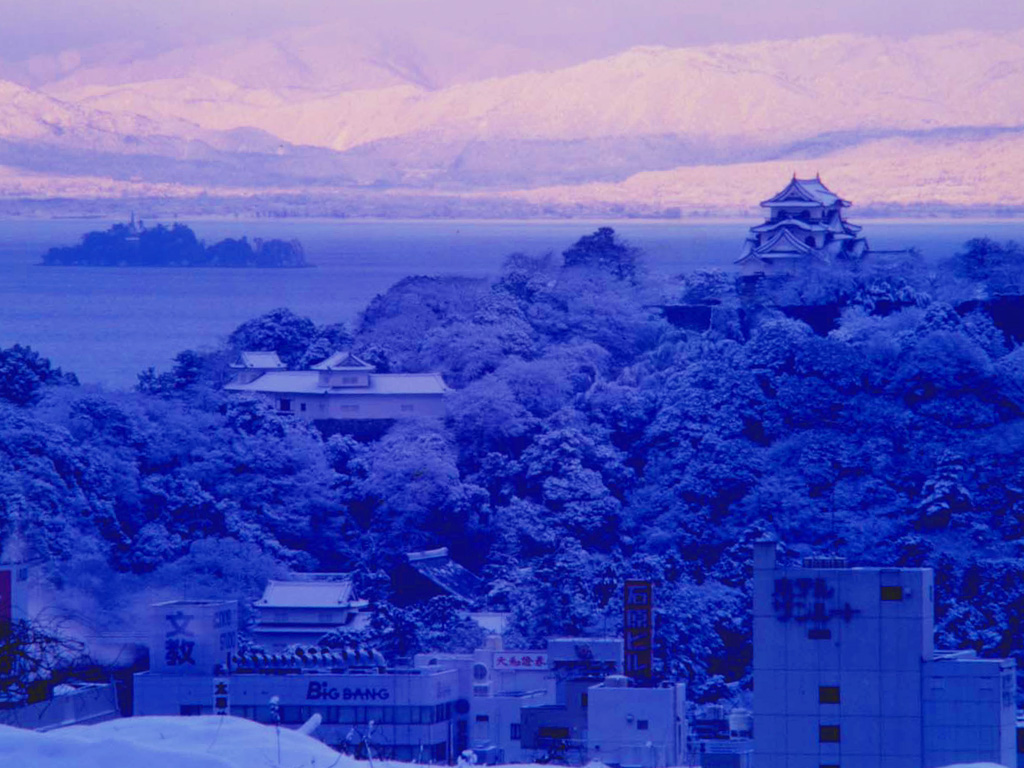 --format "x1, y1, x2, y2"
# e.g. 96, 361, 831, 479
1, 217, 1022, 388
